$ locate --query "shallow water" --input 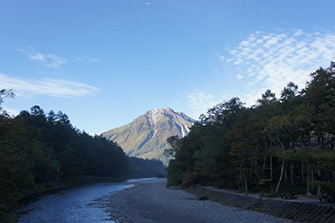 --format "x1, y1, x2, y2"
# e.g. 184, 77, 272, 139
17, 181, 139, 223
